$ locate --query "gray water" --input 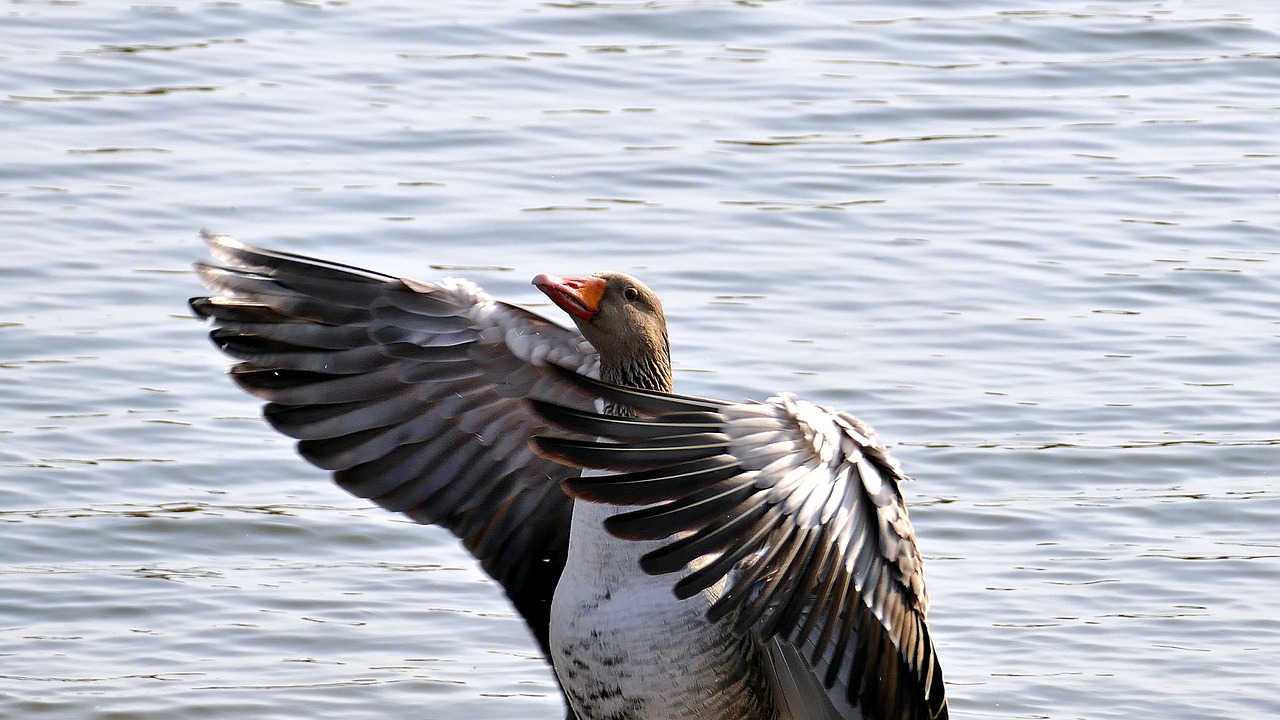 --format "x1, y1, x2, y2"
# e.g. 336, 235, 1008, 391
2, 1, 1277, 718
